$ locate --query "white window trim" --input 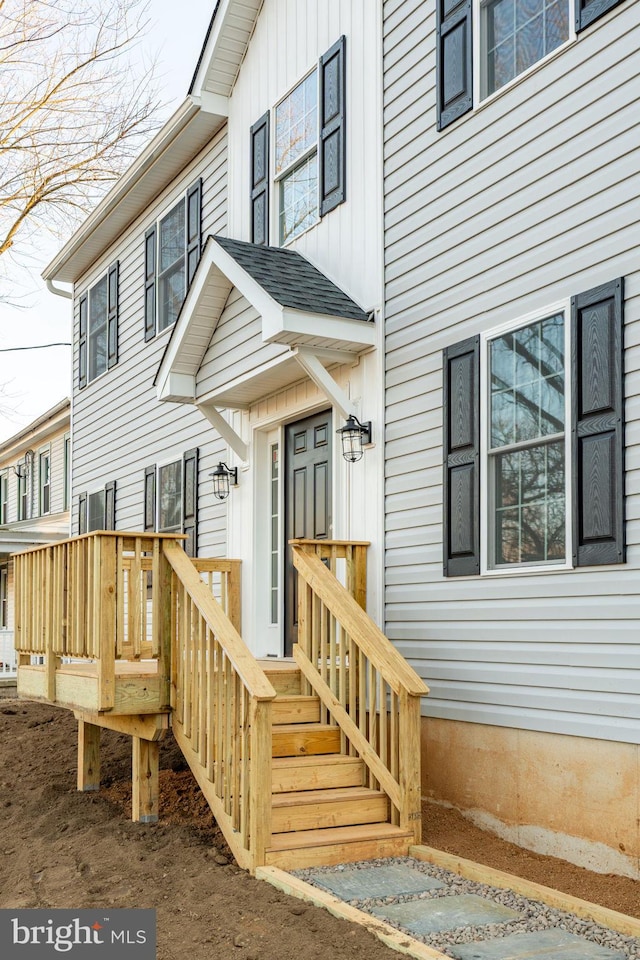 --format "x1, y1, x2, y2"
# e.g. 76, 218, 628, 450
272, 66, 321, 247
480, 299, 573, 576
155, 456, 183, 533
63, 433, 71, 512
39, 445, 51, 516
0, 471, 8, 524
472, 0, 577, 110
